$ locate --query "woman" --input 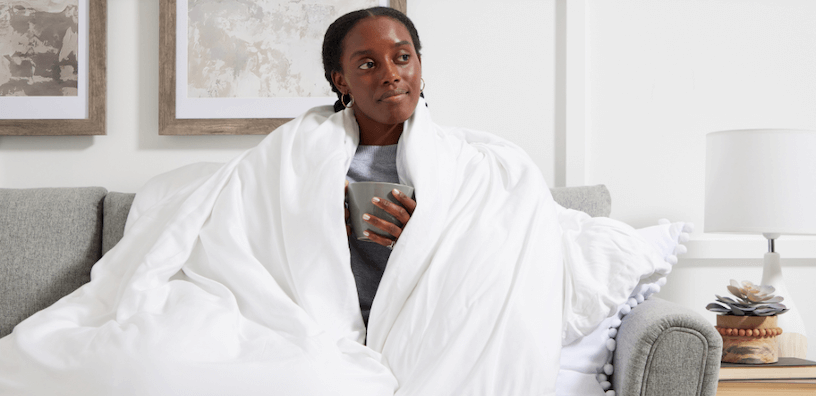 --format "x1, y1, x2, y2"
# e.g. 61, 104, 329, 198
324, 8, 421, 328
0, 7, 564, 396
316, 9, 562, 395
